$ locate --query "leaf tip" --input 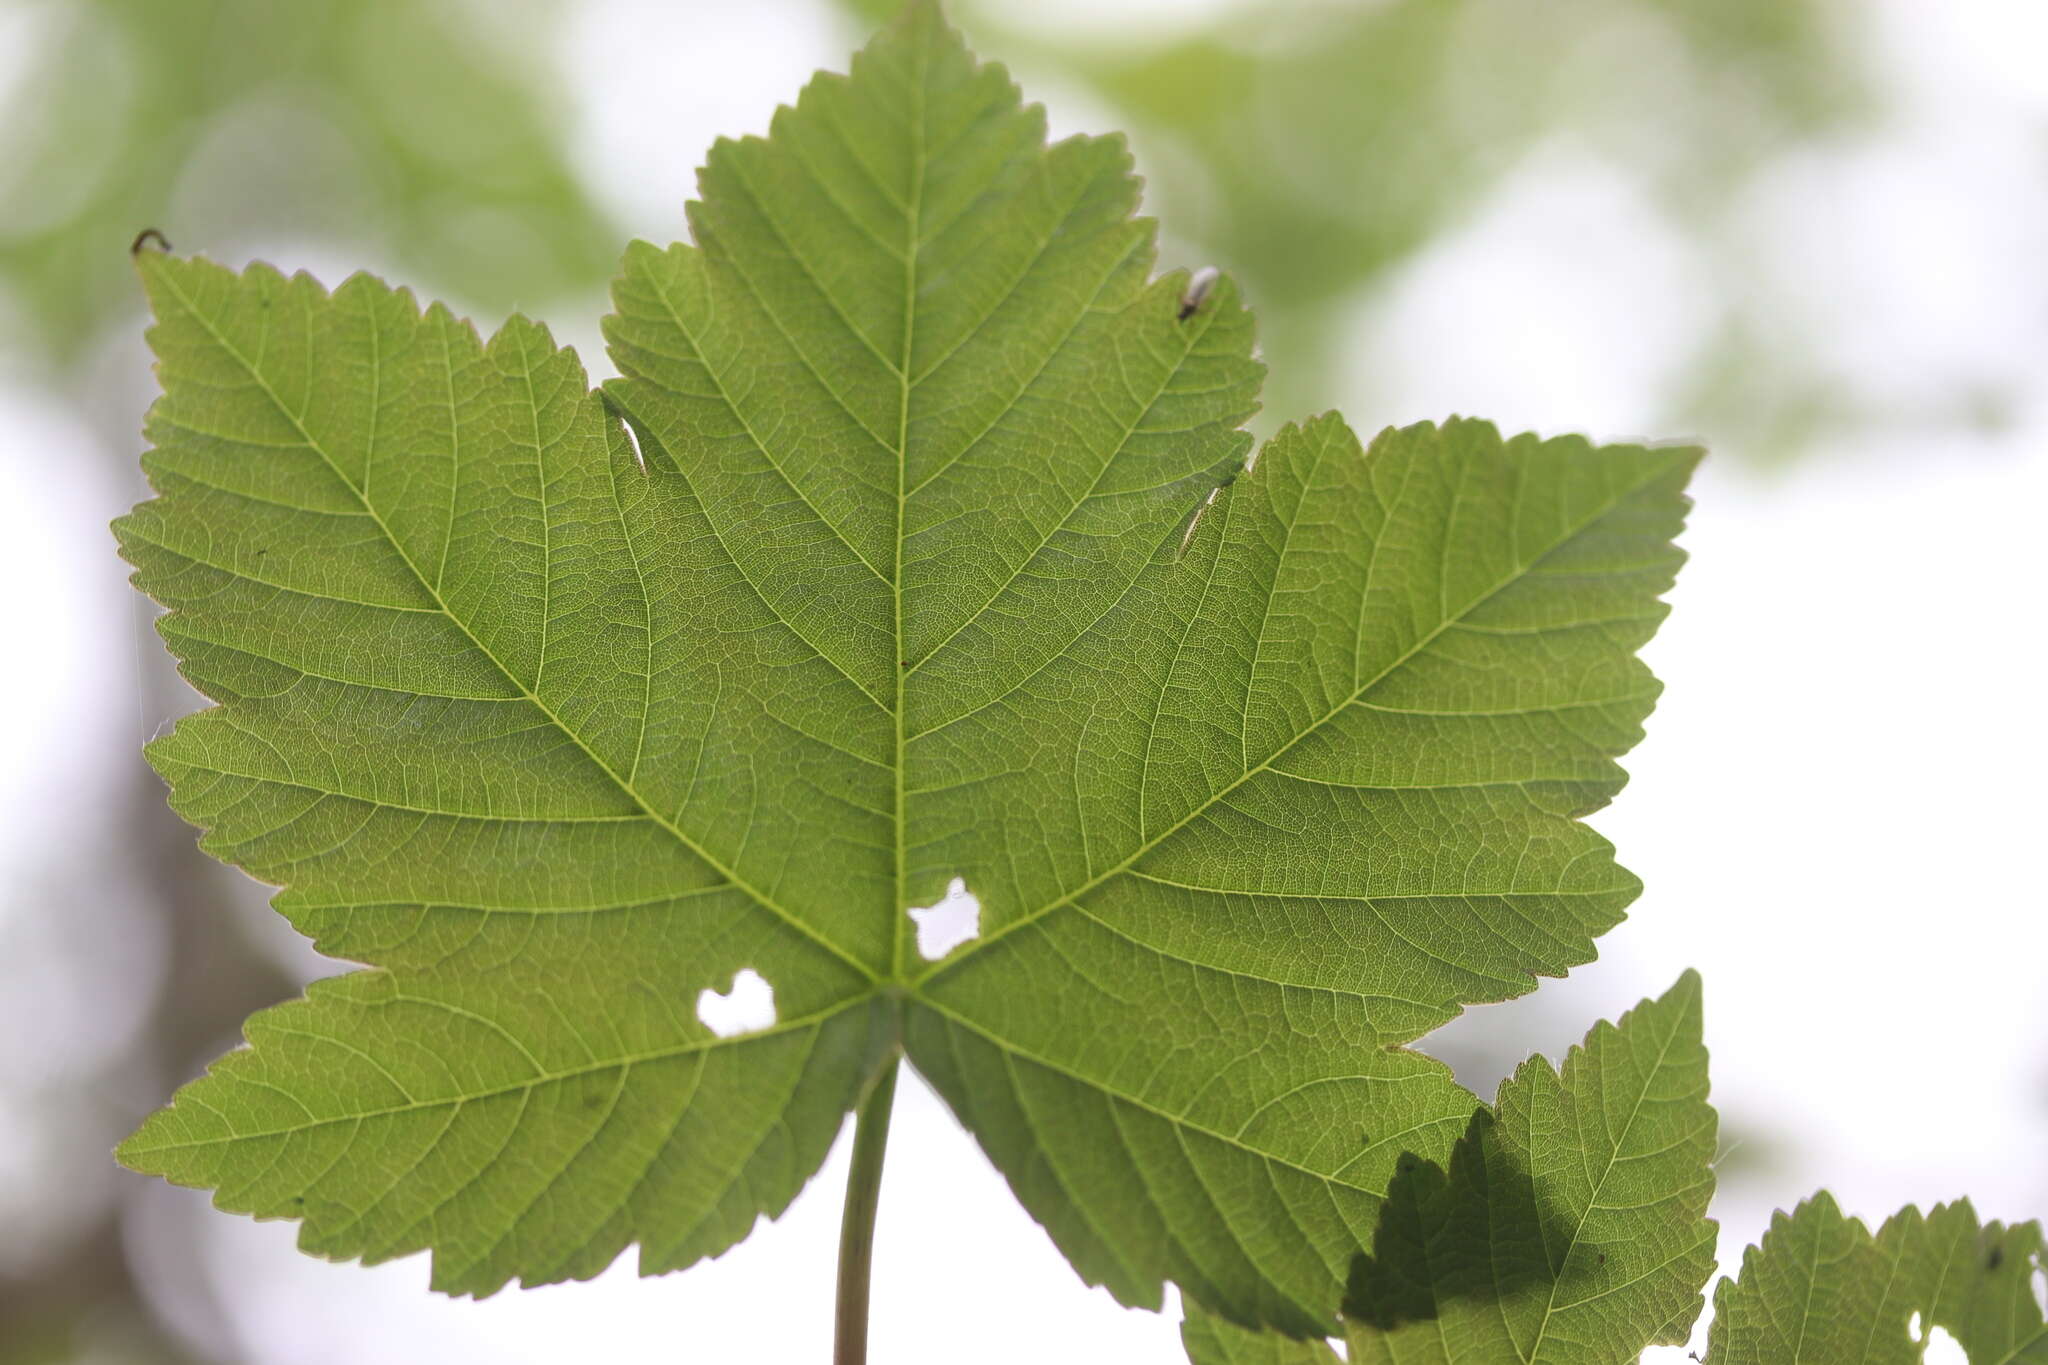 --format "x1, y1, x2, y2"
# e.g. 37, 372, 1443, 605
112, 1121, 160, 1176
889, 0, 954, 37
1610, 968, 1707, 1051
1667, 965, 1706, 1008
